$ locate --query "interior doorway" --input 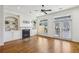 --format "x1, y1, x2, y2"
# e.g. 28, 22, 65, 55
38, 19, 48, 35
